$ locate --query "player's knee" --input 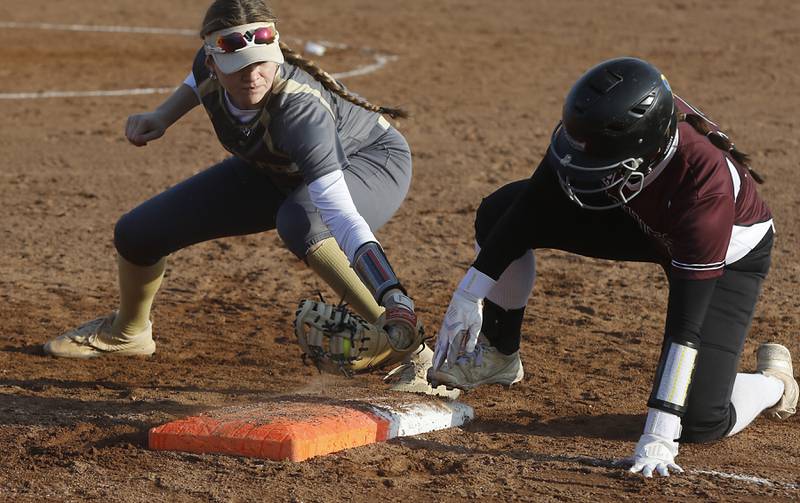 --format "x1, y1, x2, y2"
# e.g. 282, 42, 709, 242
276, 202, 312, 259
679, 413, 731, 444
474, 193, 504, 247
113, 212, 160, 266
